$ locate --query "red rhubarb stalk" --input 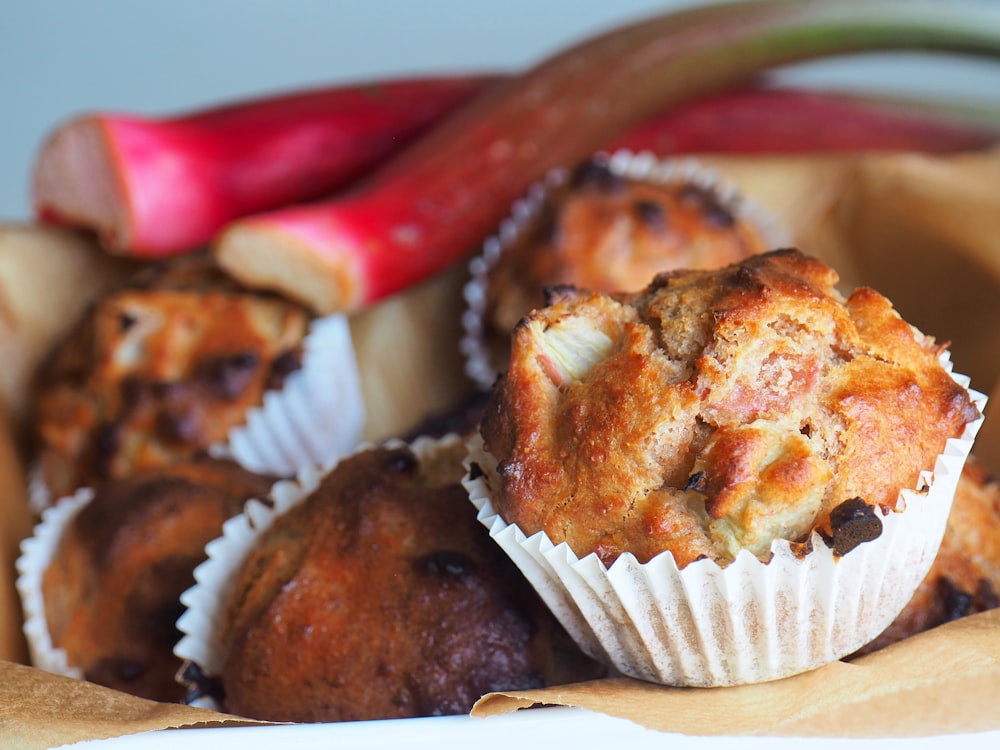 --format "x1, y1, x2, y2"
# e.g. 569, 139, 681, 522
32, 76, 496, 257
611, 86, 1000, 155
34, 79, 998, 261
214, 0, 1000, 314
